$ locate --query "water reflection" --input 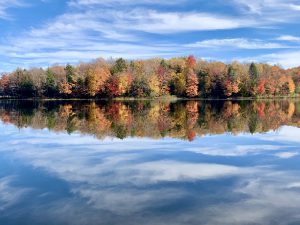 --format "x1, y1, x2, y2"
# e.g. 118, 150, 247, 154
0, 100, 299, 140
0, 100, 300, 225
